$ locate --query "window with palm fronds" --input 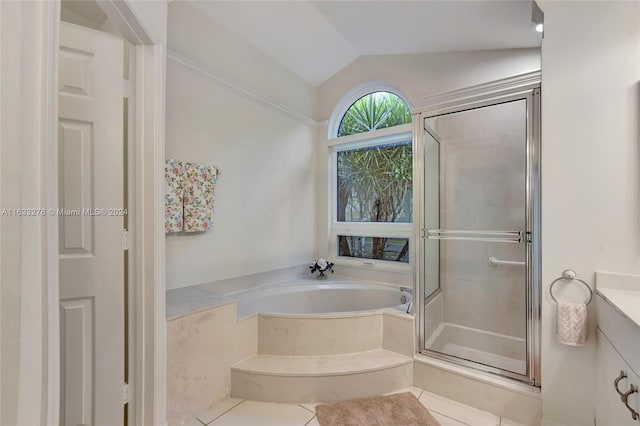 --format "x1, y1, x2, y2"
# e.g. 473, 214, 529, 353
333, 91, 412, 264
337, 141, 412, 224
338, 92, 411, 137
